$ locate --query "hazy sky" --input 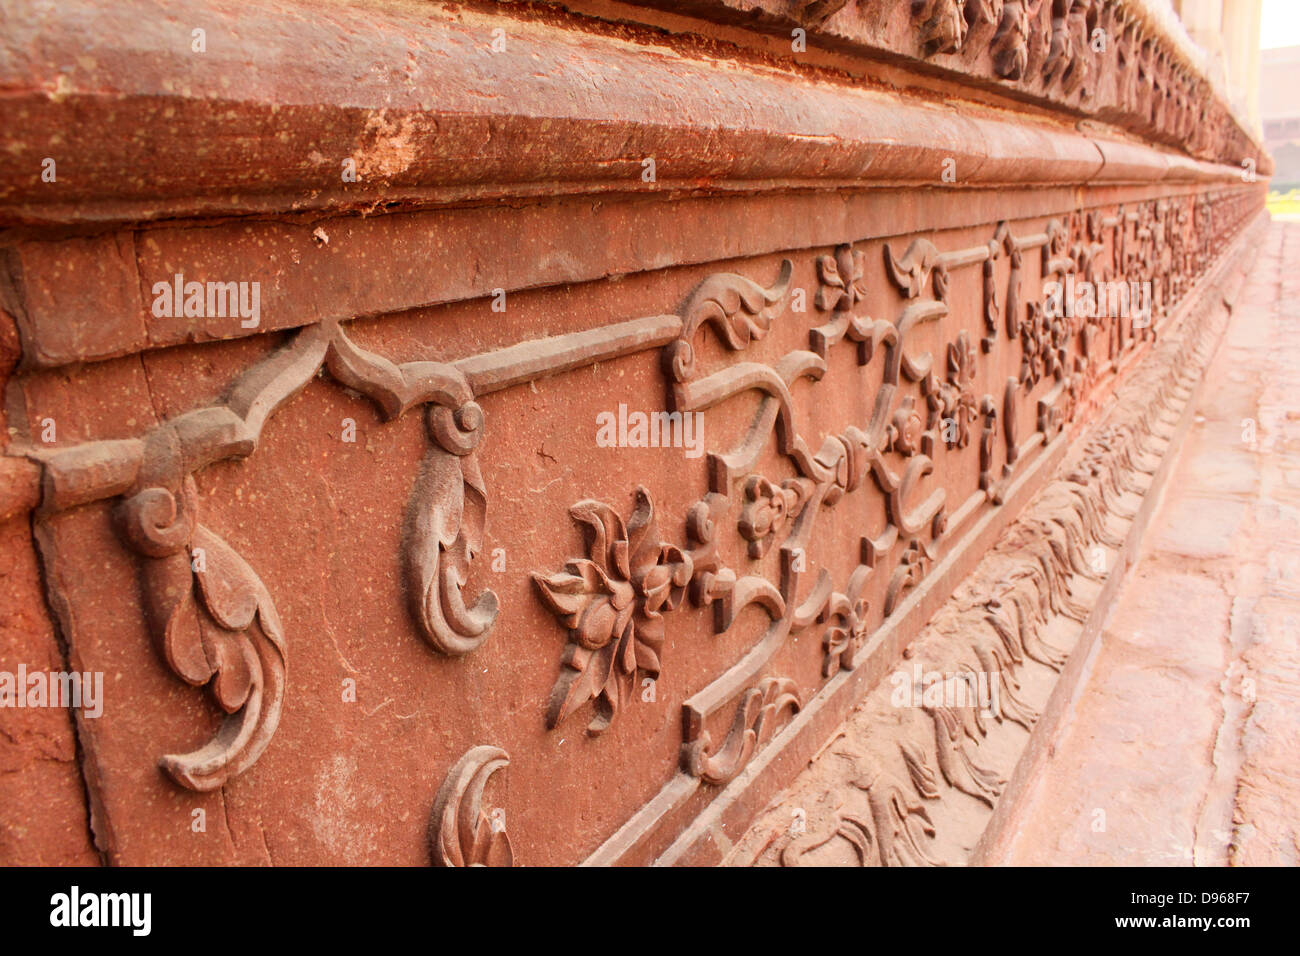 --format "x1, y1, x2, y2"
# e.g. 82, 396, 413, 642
1261, 0, 1300, 50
